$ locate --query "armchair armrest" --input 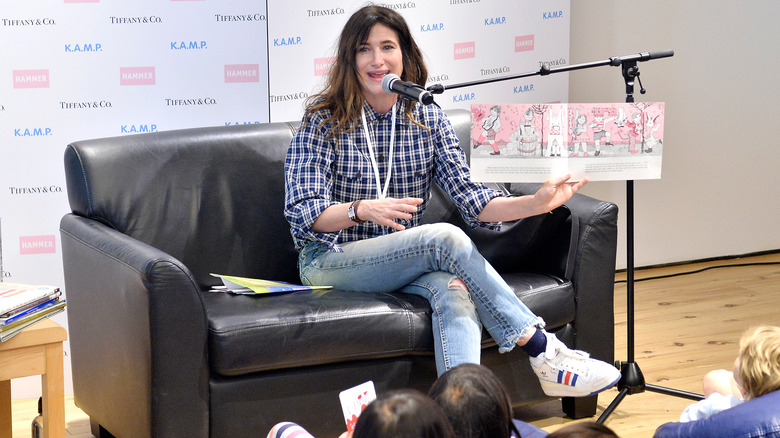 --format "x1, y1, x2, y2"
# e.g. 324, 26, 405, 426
508, 183, 619, 359
60, 213, 210, 438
